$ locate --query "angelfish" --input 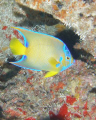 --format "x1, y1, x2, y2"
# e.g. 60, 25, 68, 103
10, 27, 75, 78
